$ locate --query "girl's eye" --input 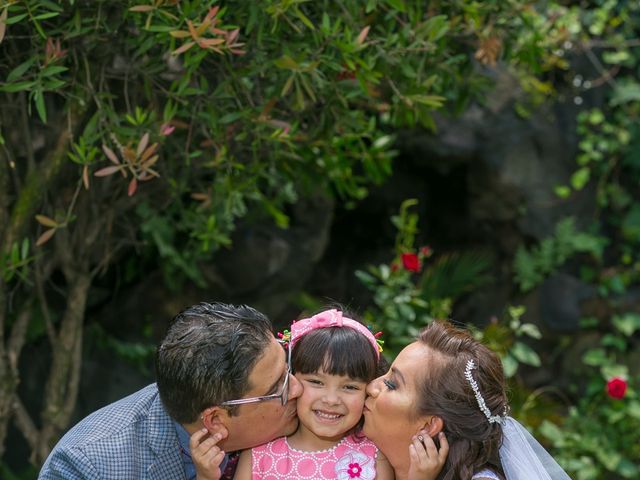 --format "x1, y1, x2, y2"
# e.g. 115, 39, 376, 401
344, 384, 361, 391
307, 378, 322, 385
383, 379, 397, 390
